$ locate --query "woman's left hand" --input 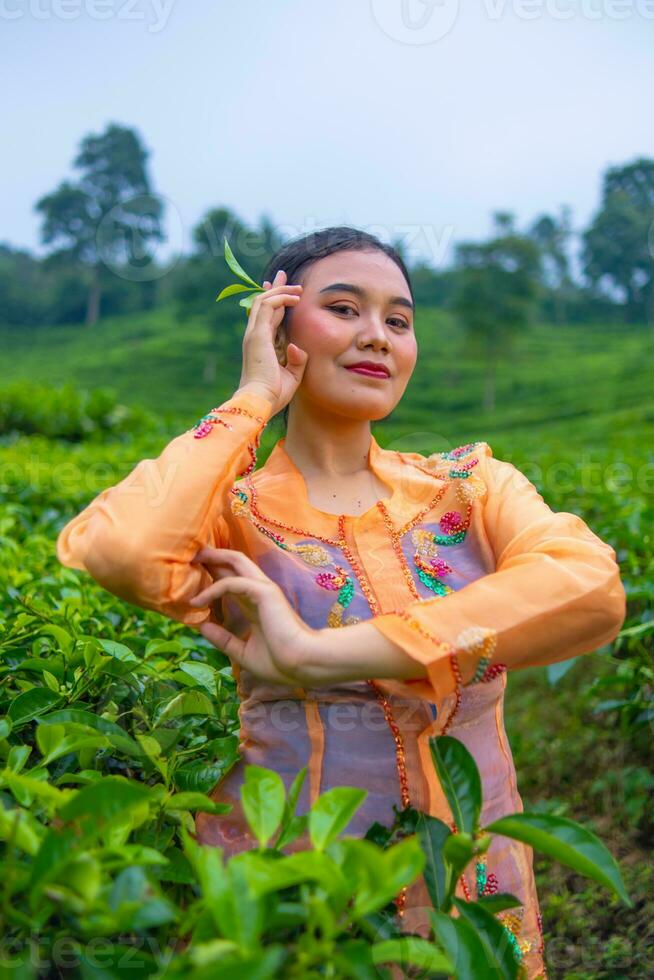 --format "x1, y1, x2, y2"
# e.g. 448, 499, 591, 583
189, 546, 317, 687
